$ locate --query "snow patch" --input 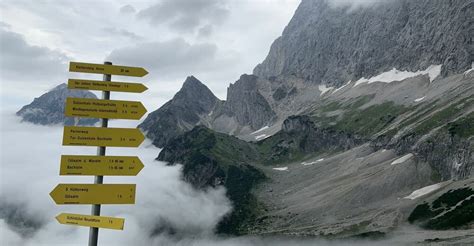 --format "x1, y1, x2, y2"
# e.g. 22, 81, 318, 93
301, 158, 324, 166
255, 134, 268, 140
354, 65, 442, 87
391, 153, 413, 165
251, 125, 269, 135
454, 161, 462, 170
381, 149, 387, 153
273, 167, 288, 171
404, 183, 443, 200
318, 84, 334, 95
414, 97, 425, 102
464, 62, 474, 75
332, 80, 351, 94
208, 110, 213, 116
